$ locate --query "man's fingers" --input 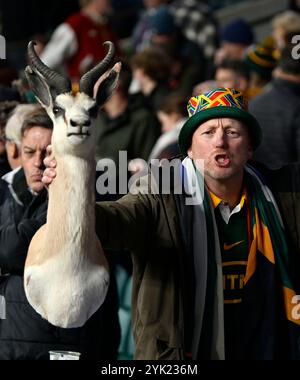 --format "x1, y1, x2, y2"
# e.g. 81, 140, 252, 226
42, 168, 56, 185
44, 155, 56, 168
46, 144, 53, 156
43, 145, 57, 186
43, 157, 56, 168
45, 168, 56, 178
44, 145, 56, 168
